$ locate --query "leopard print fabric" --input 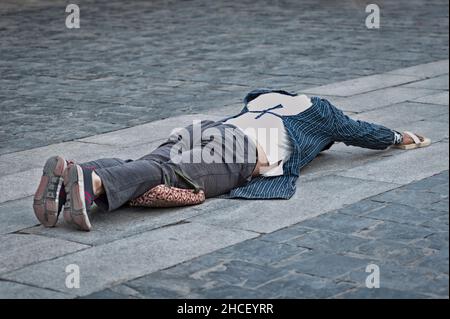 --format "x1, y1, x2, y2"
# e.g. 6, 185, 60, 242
129, 184, 205, 208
